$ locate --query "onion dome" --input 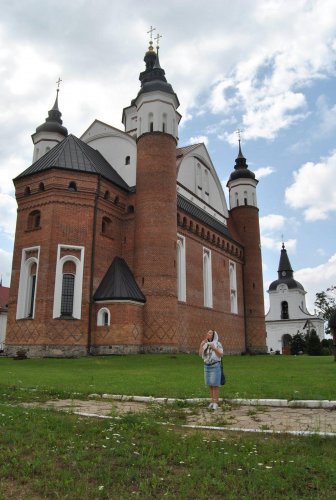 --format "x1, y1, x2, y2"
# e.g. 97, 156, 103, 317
228, 140, 256, 181
132, 43, 179, 105
268, 243, 304, 291
35, 89, 68, 137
